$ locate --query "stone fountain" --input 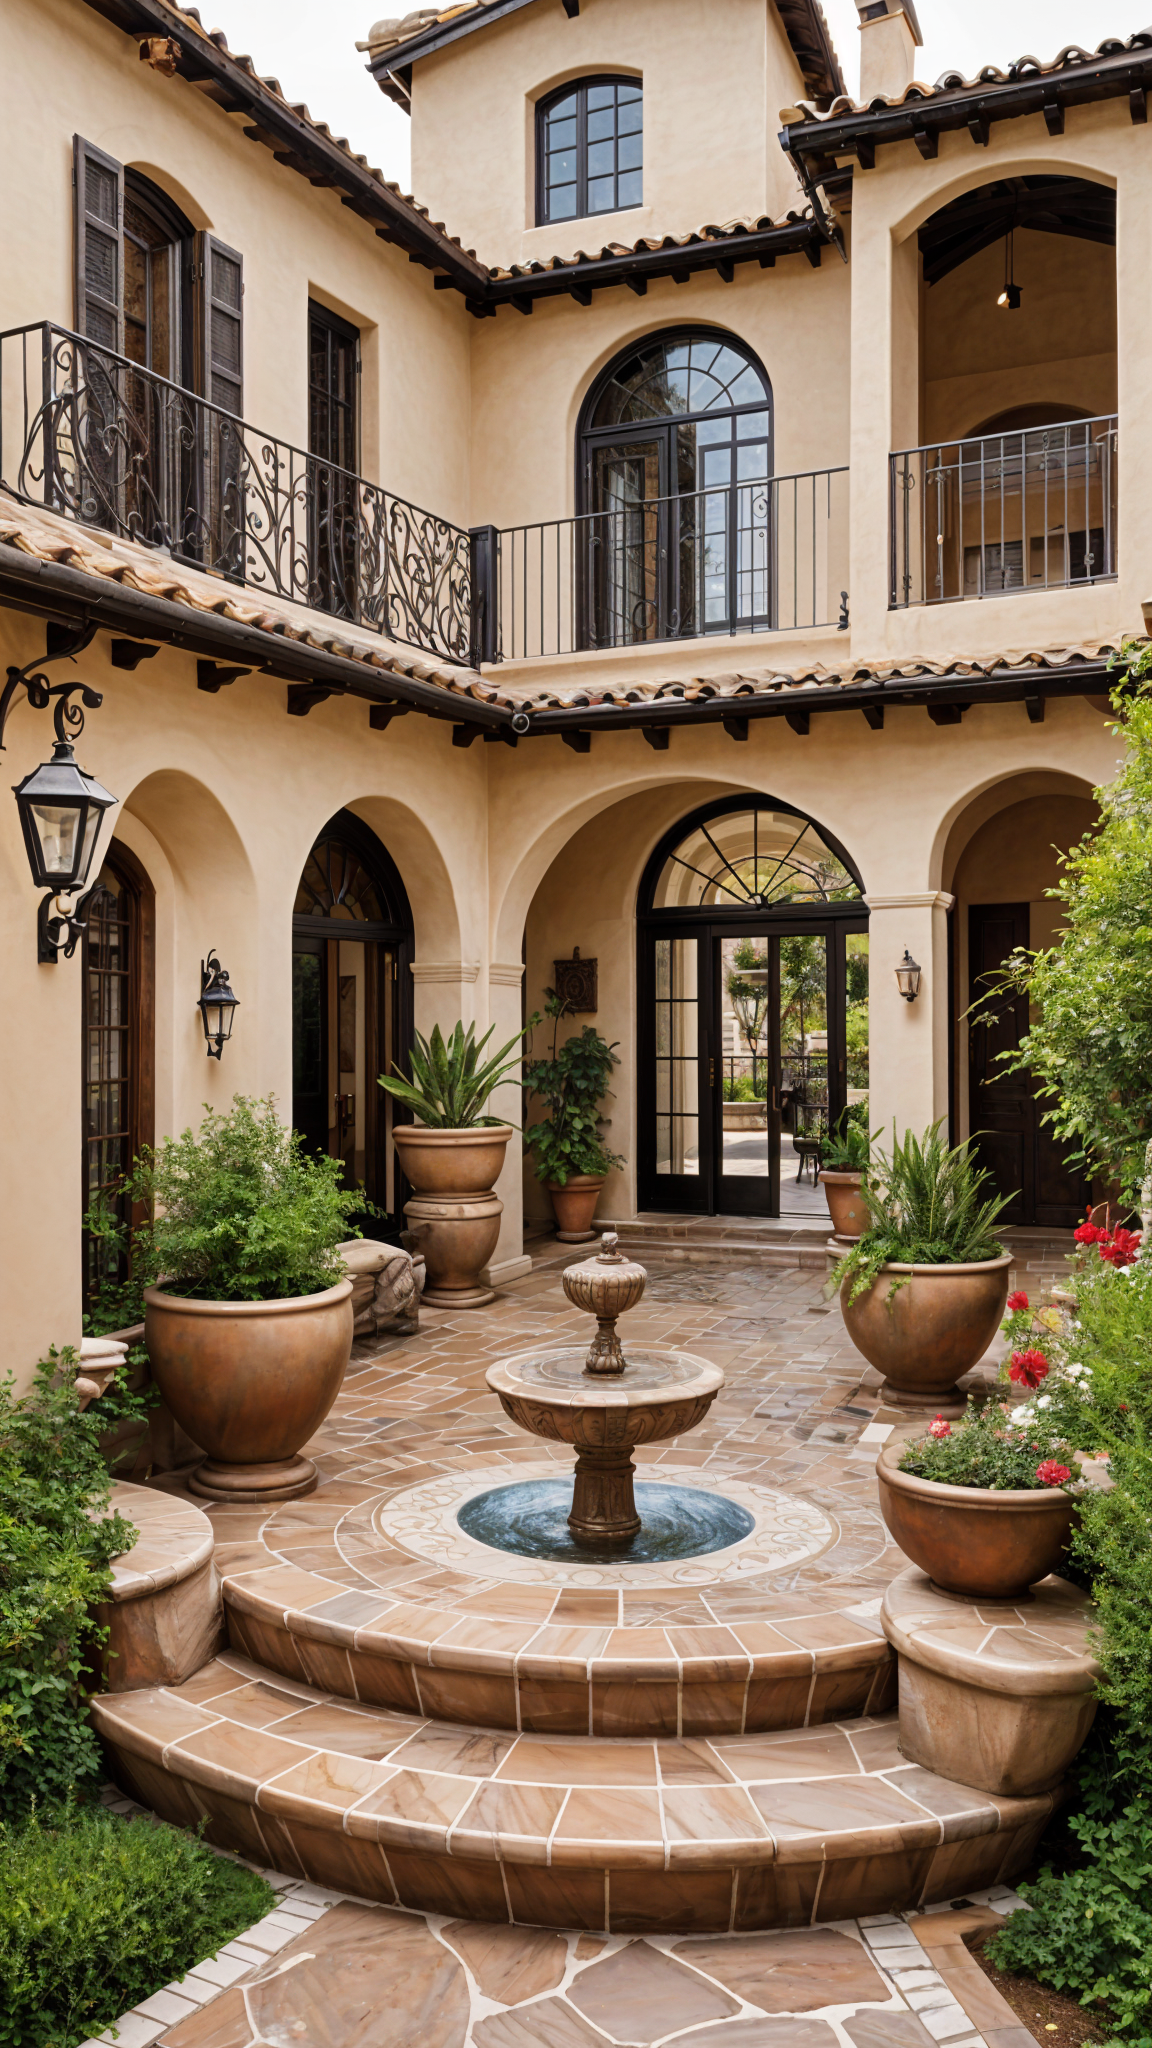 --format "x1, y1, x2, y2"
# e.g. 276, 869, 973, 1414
483, 1233, 731, 1553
